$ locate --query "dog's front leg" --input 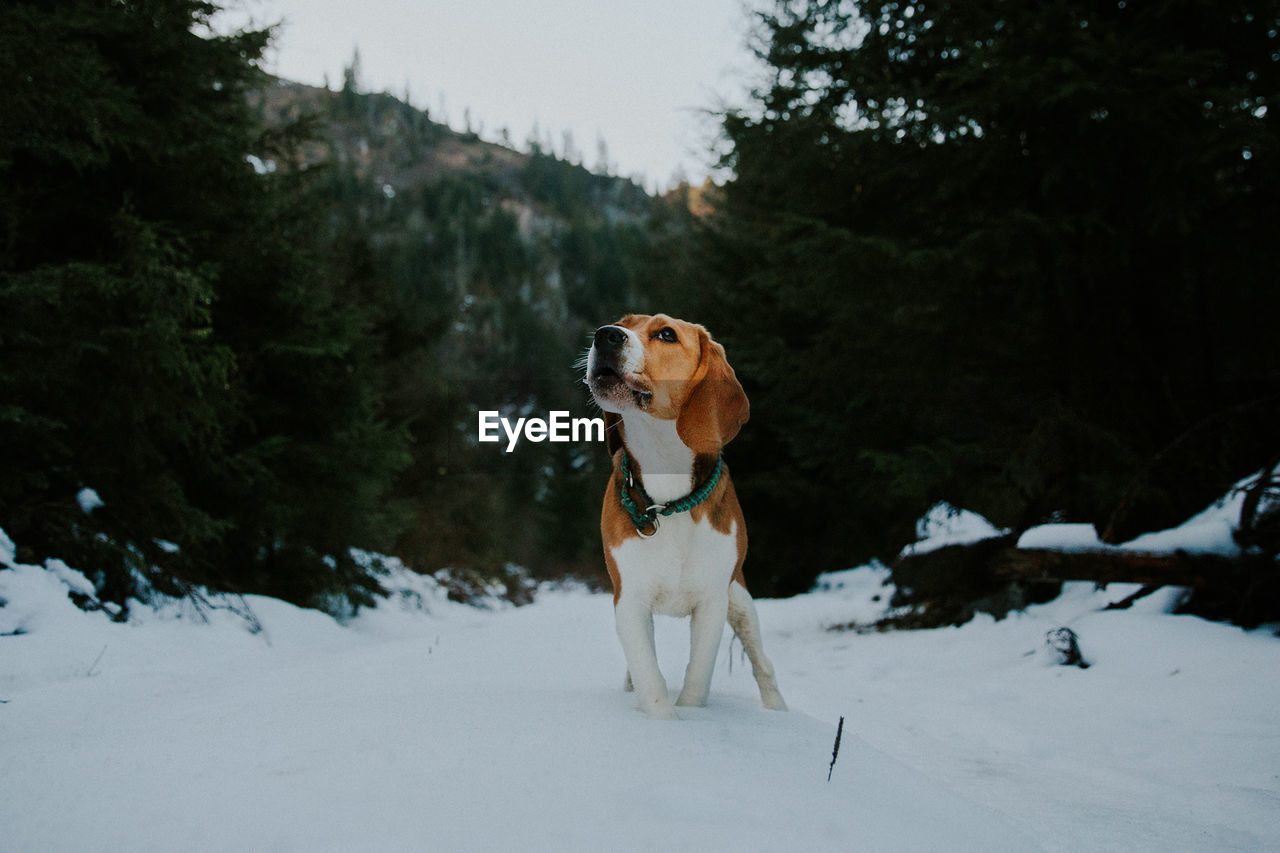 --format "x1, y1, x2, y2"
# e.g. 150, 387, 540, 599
614, 598, 677, 719
676, 592, 729, 708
